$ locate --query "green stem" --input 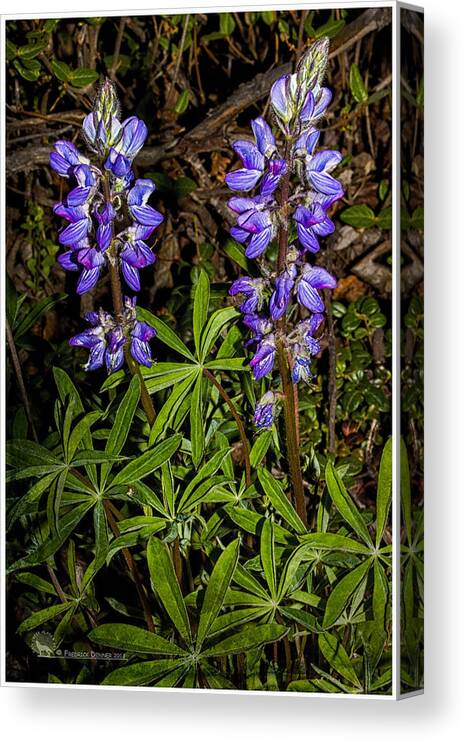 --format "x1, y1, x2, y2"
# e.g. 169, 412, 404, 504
102, 173, 156, 428
276, 142, 307, 526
